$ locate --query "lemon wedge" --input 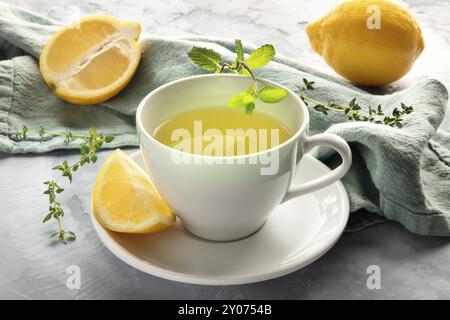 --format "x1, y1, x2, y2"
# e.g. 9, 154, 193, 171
93, 149, 175, 233
40, 15, 141, 105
